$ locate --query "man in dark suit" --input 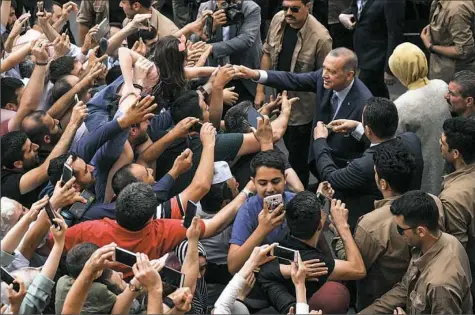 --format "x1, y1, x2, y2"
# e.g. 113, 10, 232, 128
237, 48, 372, 173
339, 0, 405, 98
317, 97, 424, 229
